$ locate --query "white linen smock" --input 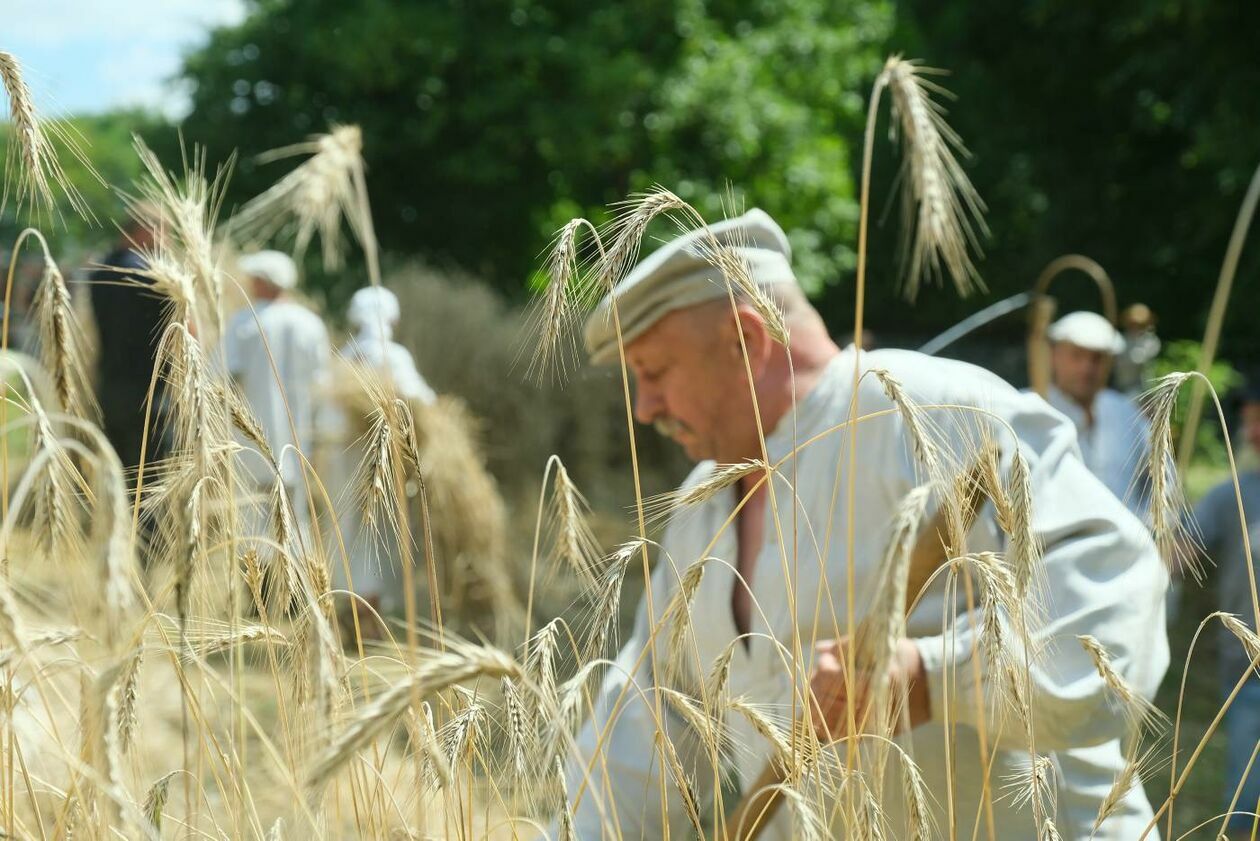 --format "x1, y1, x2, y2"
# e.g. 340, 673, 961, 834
565, 349, 1169, 840
341, 323, 436, 405
223, 299, 331, 488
